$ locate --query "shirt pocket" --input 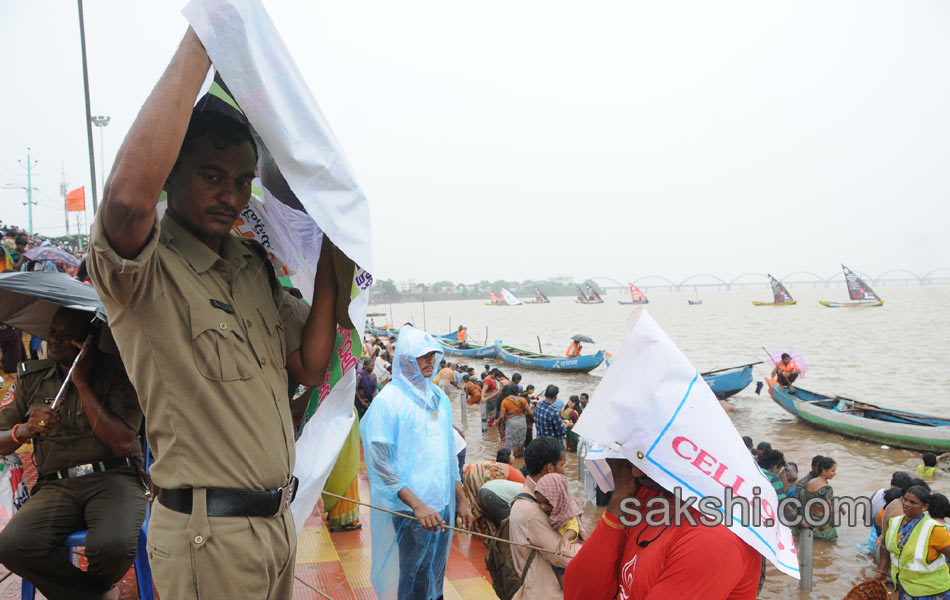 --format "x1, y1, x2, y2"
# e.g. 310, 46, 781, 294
190, 304, 254, 382
257, 304, 287, 364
